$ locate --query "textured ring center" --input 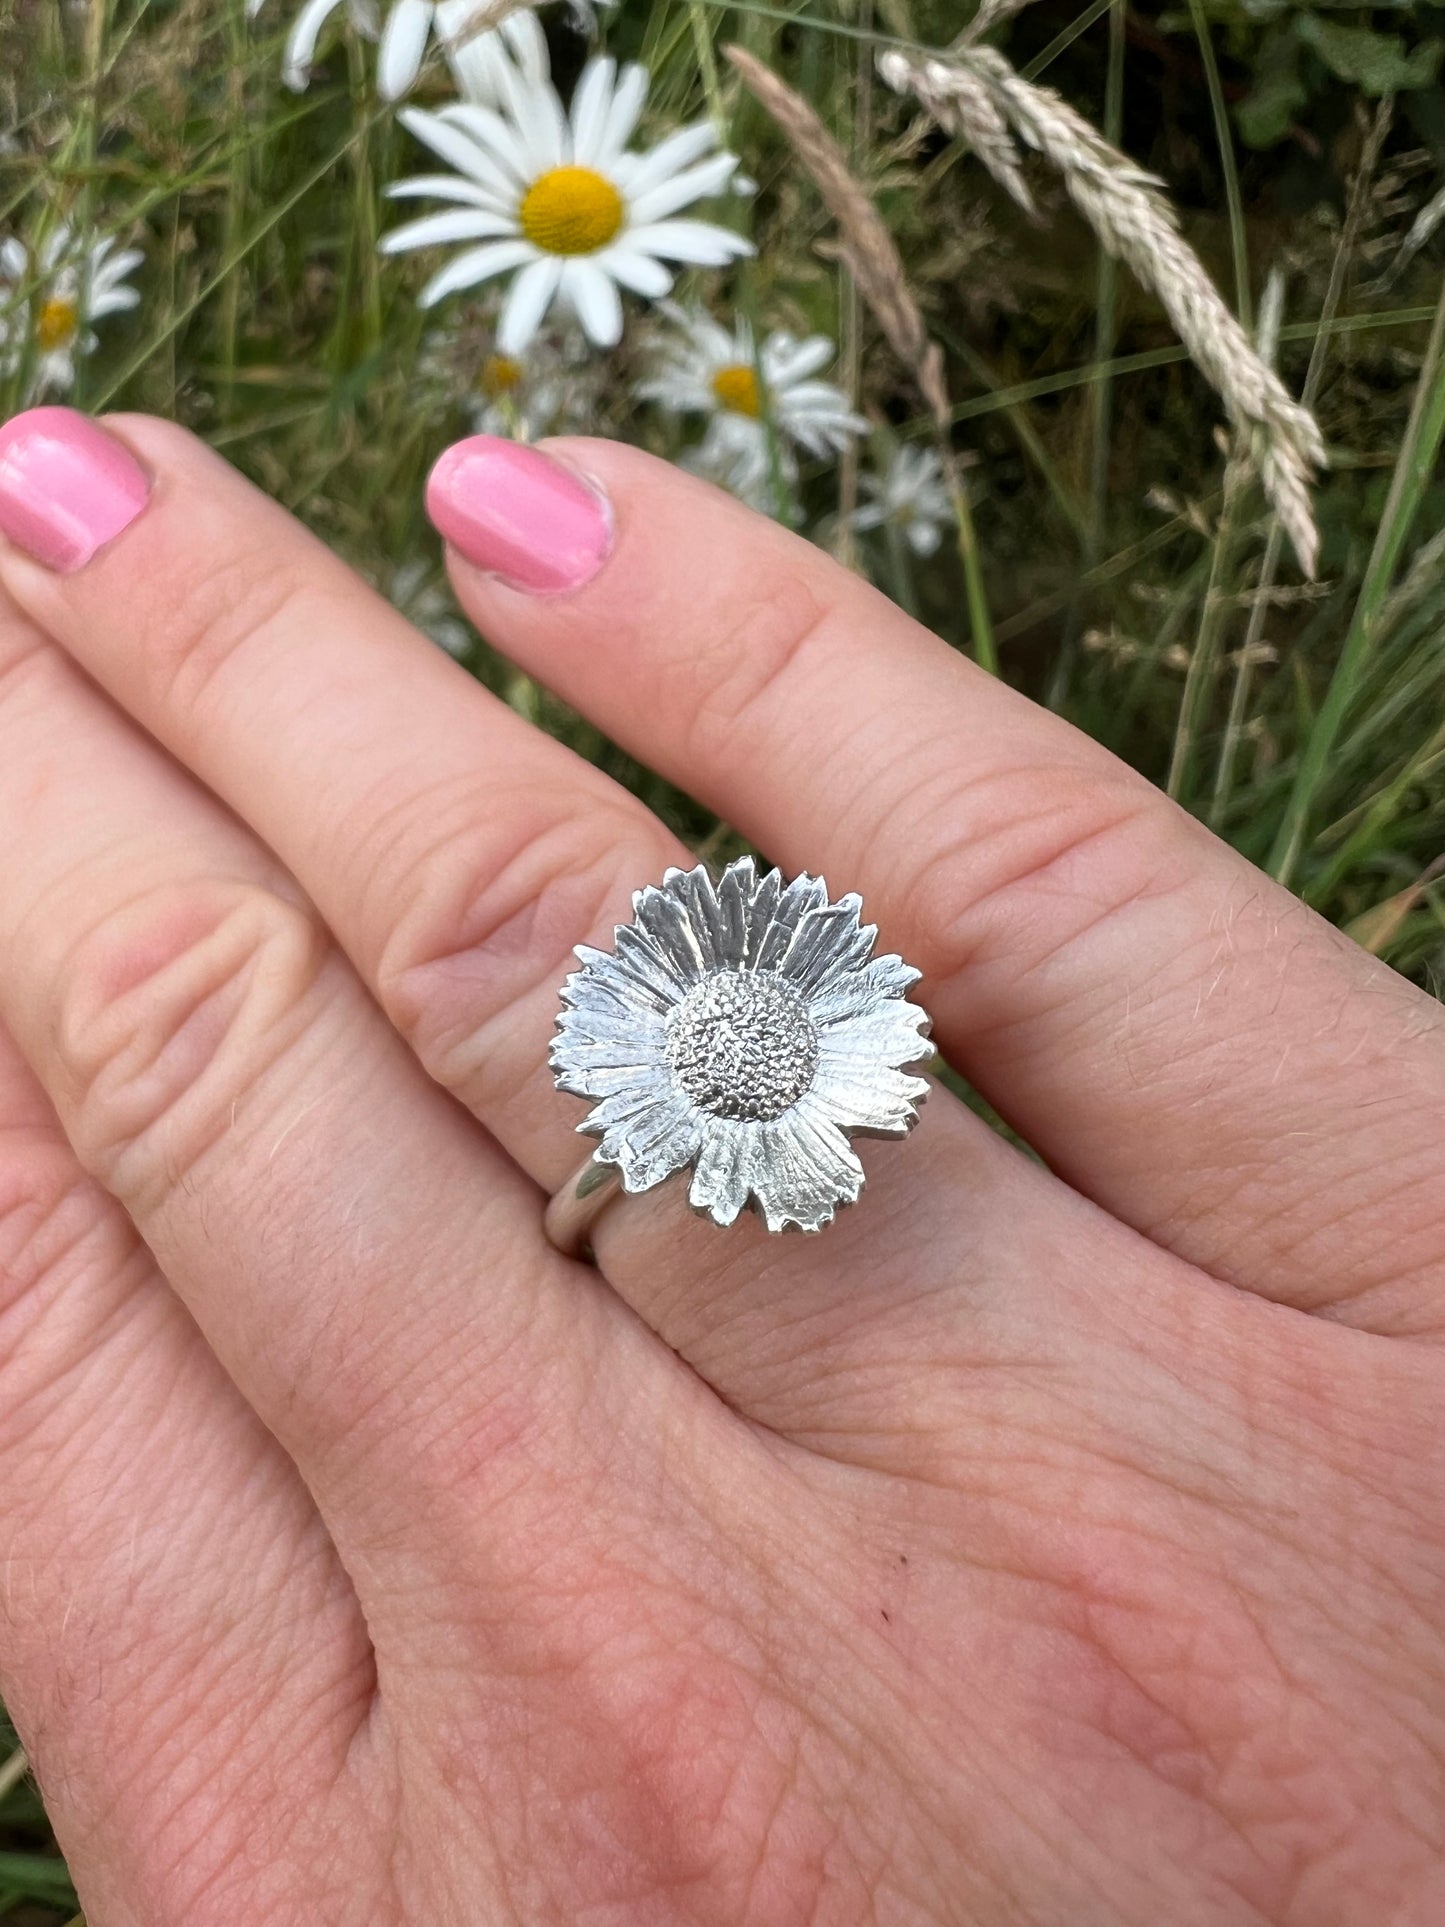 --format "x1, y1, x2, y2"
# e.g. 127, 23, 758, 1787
666, 970, 818, 1121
